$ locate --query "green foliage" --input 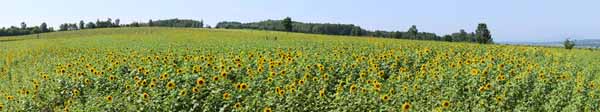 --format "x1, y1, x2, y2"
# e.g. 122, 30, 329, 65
564, 38, 576, 49
128, 19, 204, 28
40, 23, 49, 32
283, 17, 293, 32
79, 21, 85, 29
86, 22, 96, 29
0, 22, 52, 36
476, 23, 493, 44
